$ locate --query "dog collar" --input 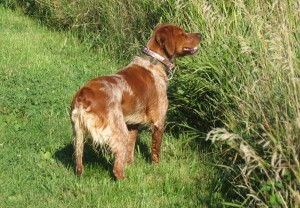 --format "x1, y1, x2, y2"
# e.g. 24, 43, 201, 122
142, 47, 175, 71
